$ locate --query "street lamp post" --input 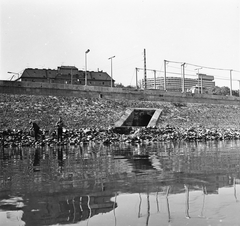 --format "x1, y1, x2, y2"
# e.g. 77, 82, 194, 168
108, 56, 115, 88
85, 49, 90, 86
8, 71, 20, 81
195, 67, 202, 94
